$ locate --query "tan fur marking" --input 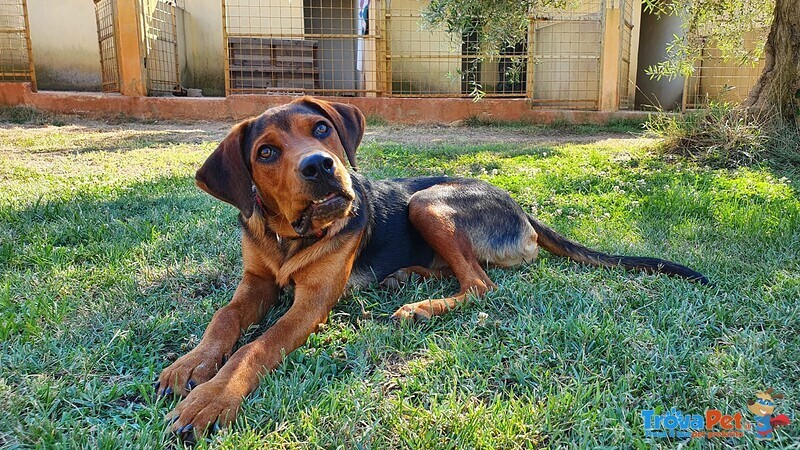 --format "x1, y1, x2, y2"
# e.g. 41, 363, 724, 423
391, 195, 497, 321
276, 230, 362, 286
